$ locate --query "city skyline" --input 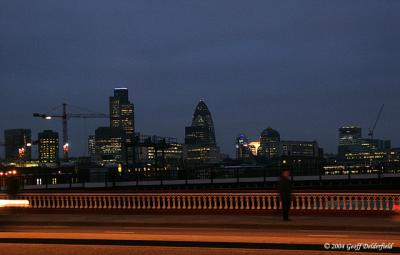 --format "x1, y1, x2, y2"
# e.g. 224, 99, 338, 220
1, 1, 400, 157
0, 92, 397, 159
